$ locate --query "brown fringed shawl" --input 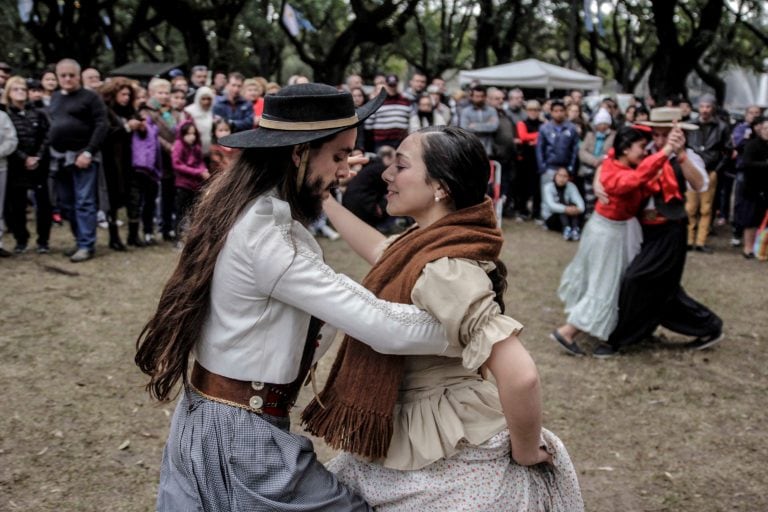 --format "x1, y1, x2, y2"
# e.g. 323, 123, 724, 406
301, 198, 503, 459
